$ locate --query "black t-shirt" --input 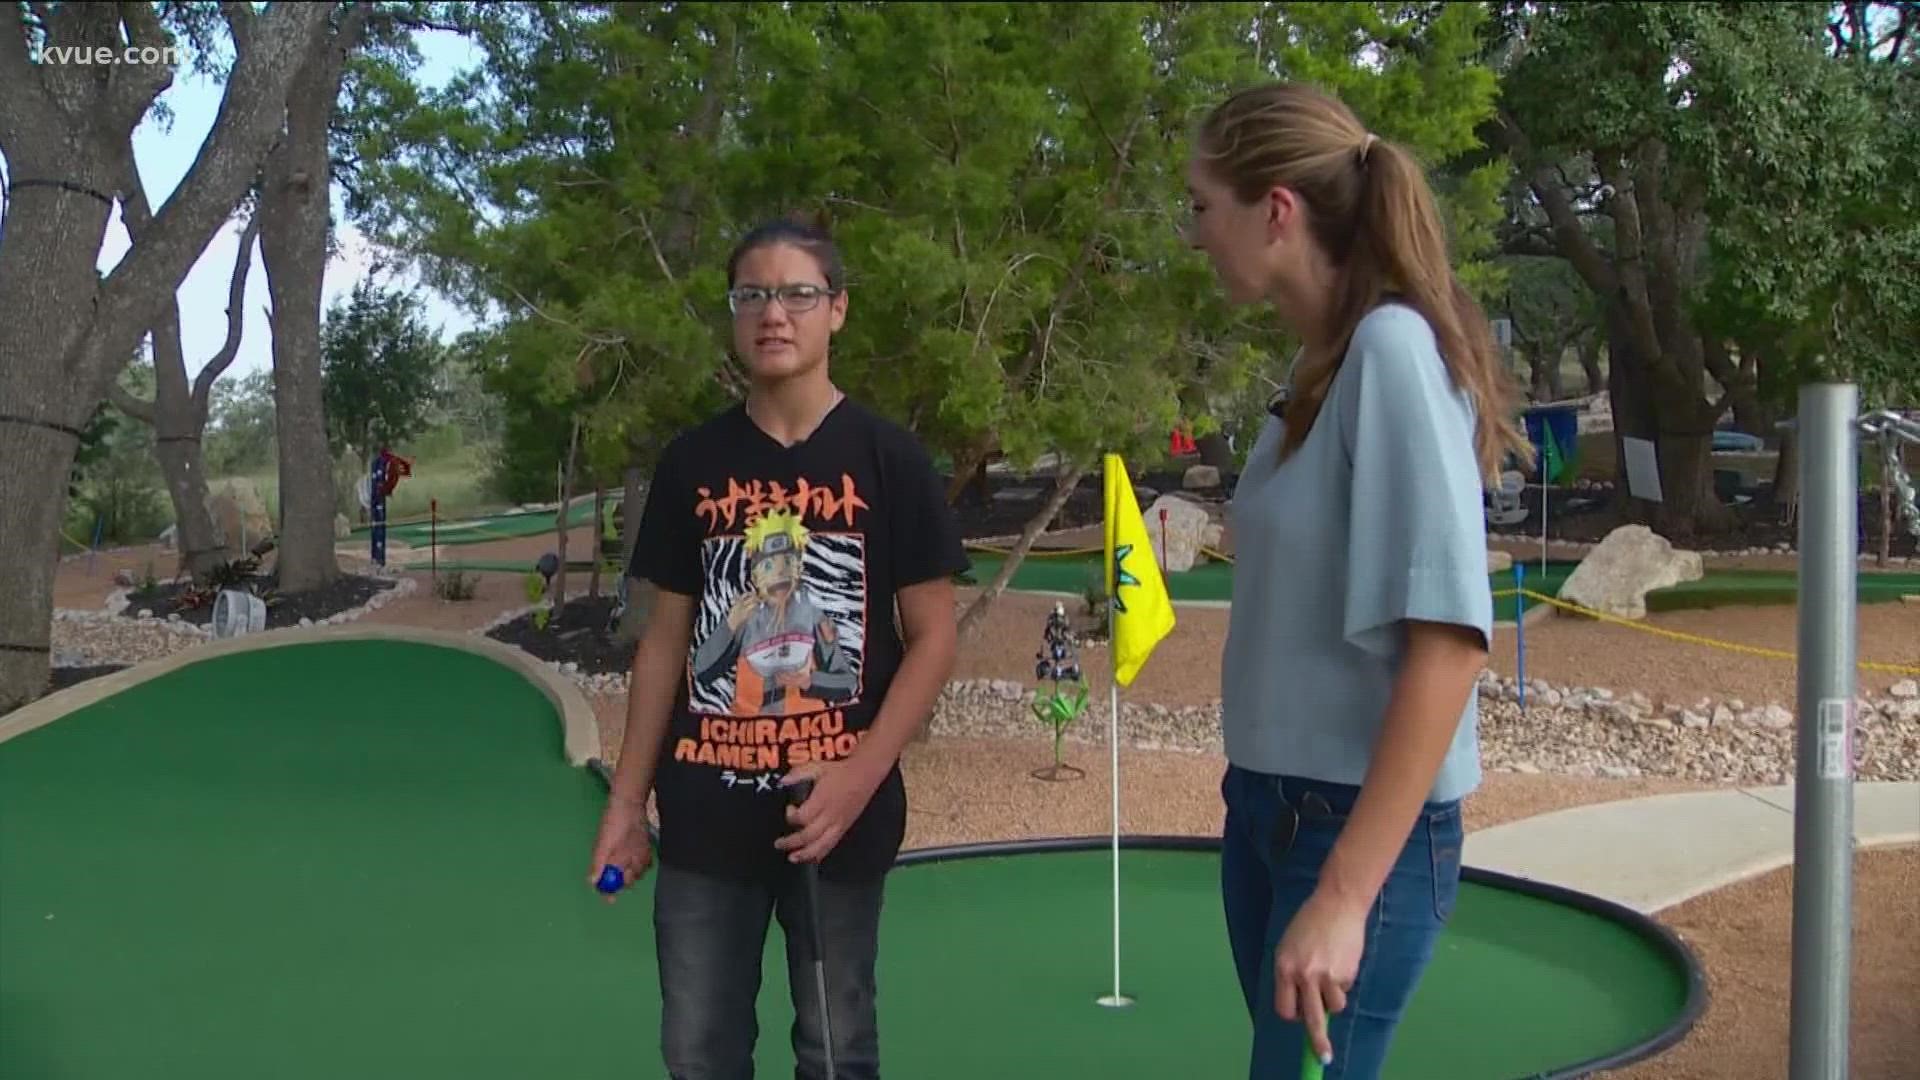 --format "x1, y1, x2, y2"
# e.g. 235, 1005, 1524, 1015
627, 398, 967, 883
